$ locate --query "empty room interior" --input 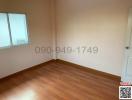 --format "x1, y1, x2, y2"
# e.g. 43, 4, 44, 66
0, 0, 132, 100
